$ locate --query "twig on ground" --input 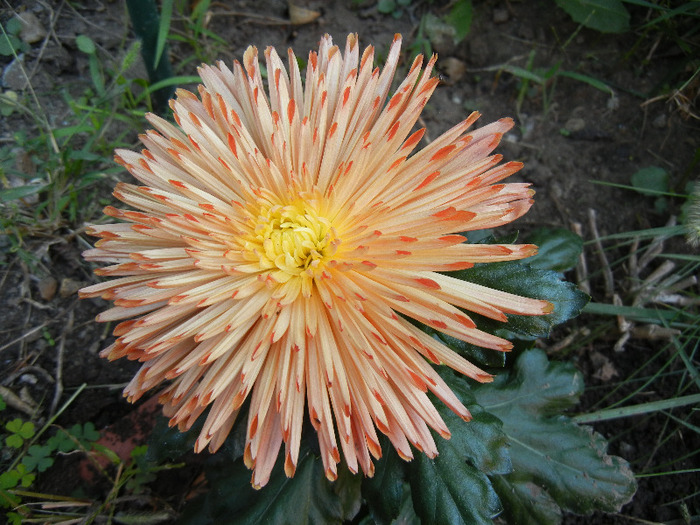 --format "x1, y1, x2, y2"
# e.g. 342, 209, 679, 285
0, 323, 49, 354
542, 326, 591, 355
638, 216, 676, 271
49, 309, 73, 417
613, 293, 632, 352
588, 208, 614, 298
571, 222, 590, 294
0, 385, 36, 416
